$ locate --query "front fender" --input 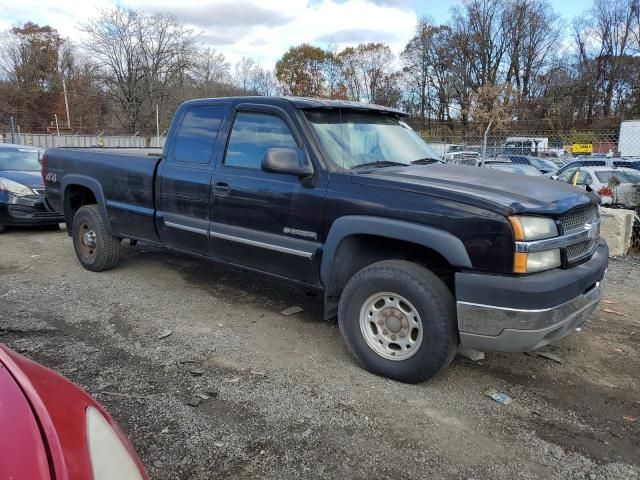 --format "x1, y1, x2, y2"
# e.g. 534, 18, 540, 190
320, 215, 472, 288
